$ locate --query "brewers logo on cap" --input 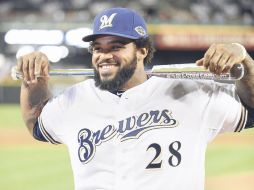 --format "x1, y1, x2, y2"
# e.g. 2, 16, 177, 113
99, 13, 117, 30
